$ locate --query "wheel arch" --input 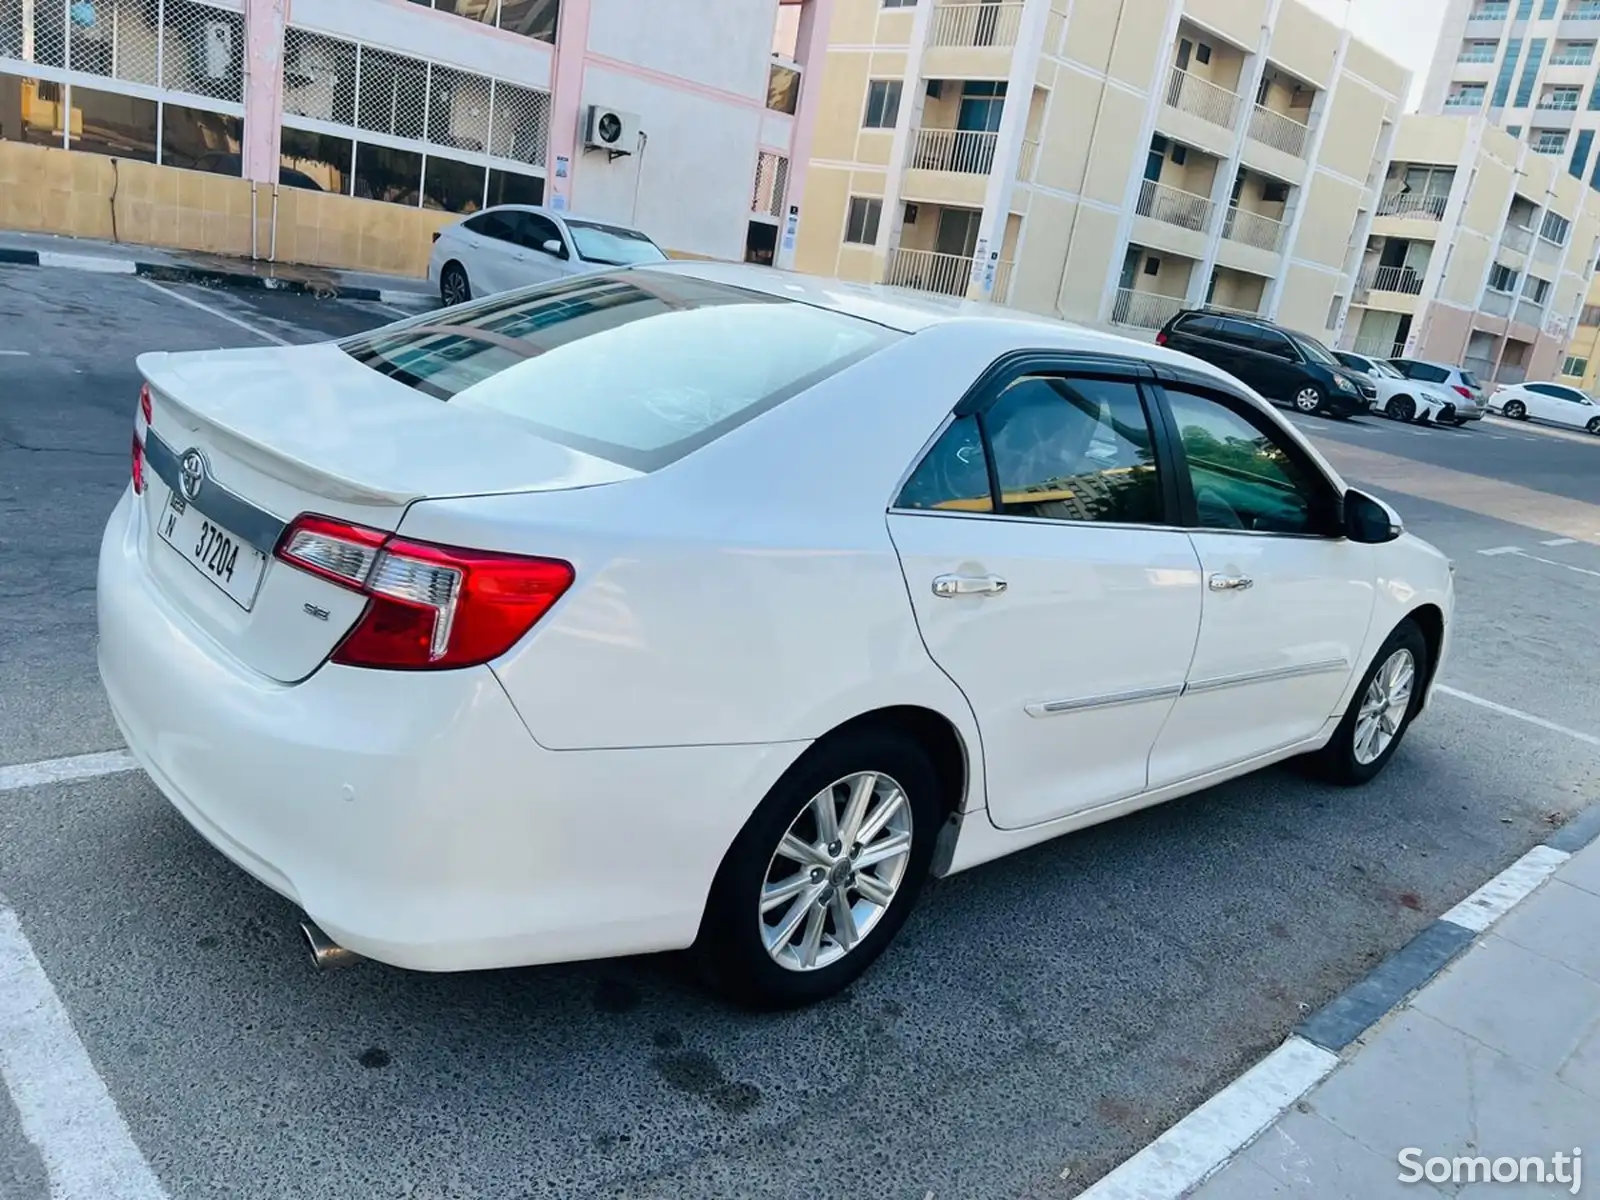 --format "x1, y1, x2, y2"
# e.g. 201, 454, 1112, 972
1405, 603, 1446, 698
